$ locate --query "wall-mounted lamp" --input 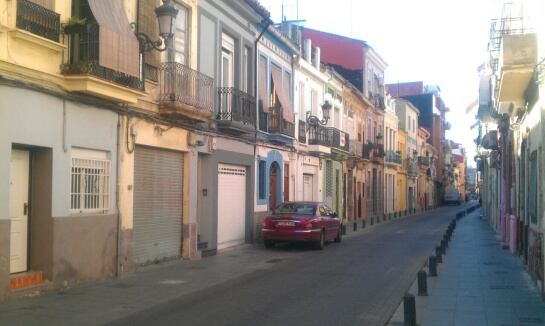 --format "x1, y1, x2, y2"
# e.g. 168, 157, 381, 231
306, 101, 332, 130
134, 0, 178, 52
